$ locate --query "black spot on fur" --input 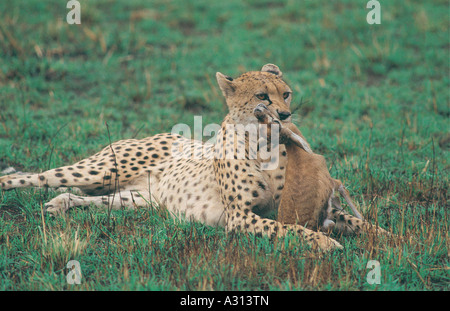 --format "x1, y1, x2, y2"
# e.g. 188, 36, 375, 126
257, 181, 266, 190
